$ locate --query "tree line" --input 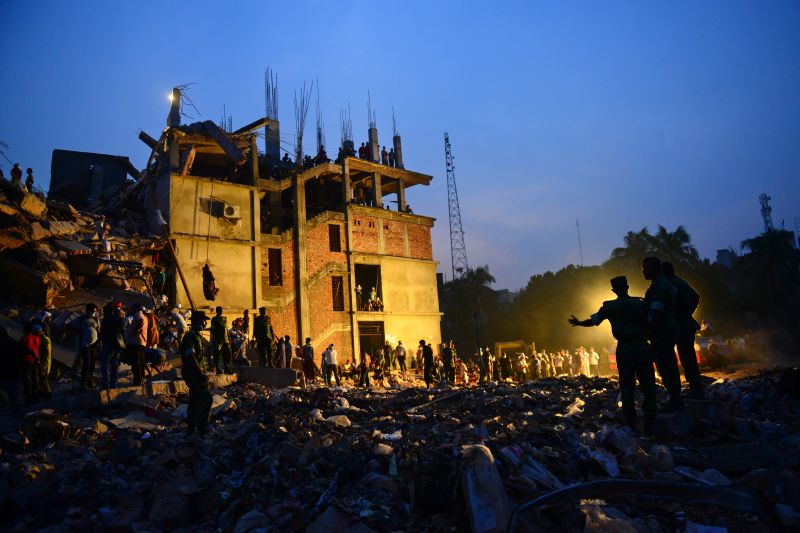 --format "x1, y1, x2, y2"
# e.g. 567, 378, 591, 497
441, 226, 800, 356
